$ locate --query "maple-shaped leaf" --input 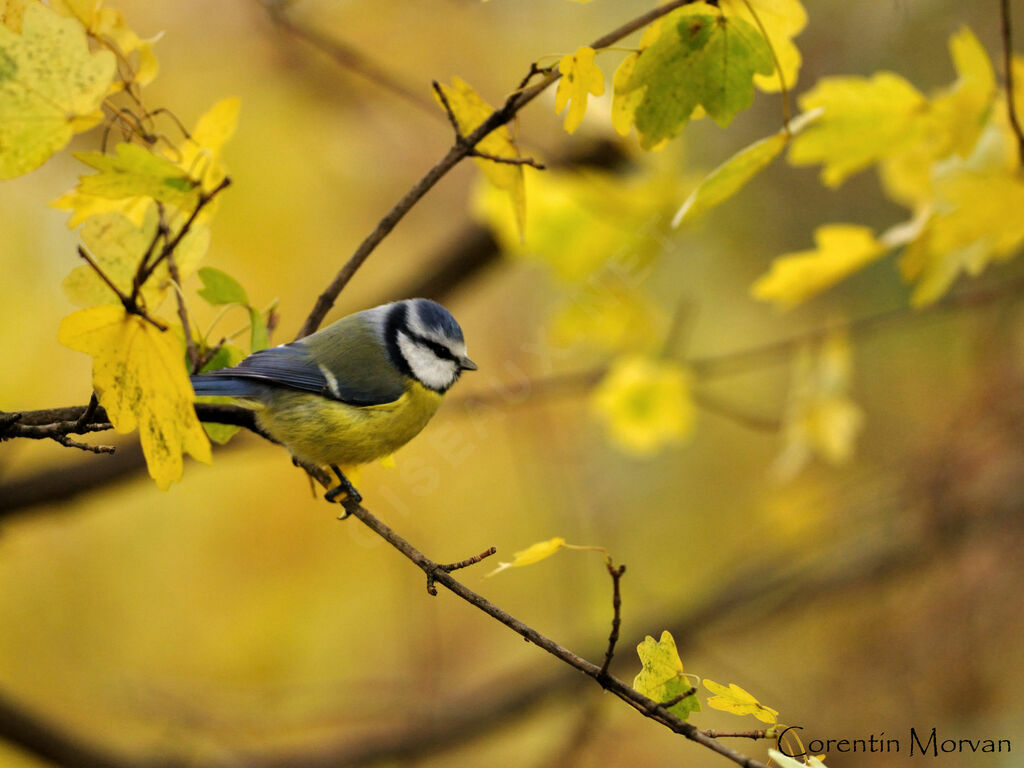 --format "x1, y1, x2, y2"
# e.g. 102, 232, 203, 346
703, 679, 779, 723
58, 305, 211, 489
718, 0, 807, 92
751, 224, 886, 308
62, 204, 210, 310
622, 5, 773, 149
611, 21, 663, 137
633, 631, 701, 720
900, 131, 1024, 306
75, 142, 201, 211
486, 537, 566, 577
555, 45, 604, 134
880, 26, 996, 208
0, 2, 115, 178
435, 76, 526, 239
788, 72, 926, 187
